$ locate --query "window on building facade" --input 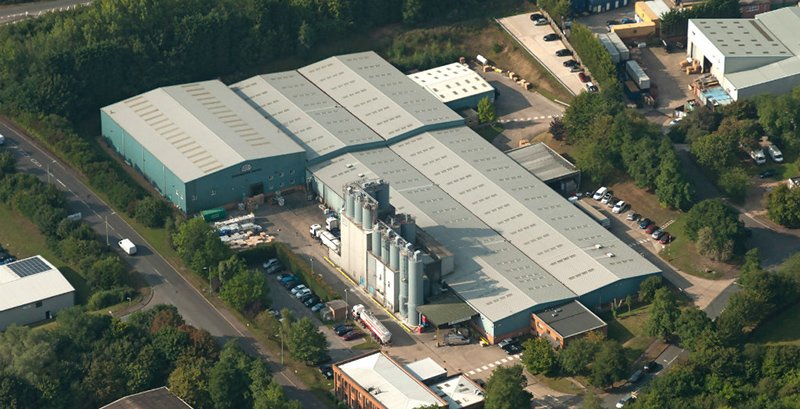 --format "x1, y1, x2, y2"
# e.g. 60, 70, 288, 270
35, 301, 43, 308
